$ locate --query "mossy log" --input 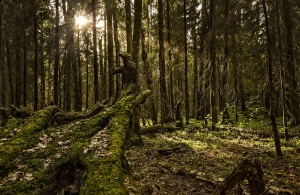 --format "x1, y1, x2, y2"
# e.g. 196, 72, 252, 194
54, 102, 105, 125
0, 91, 150, 194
